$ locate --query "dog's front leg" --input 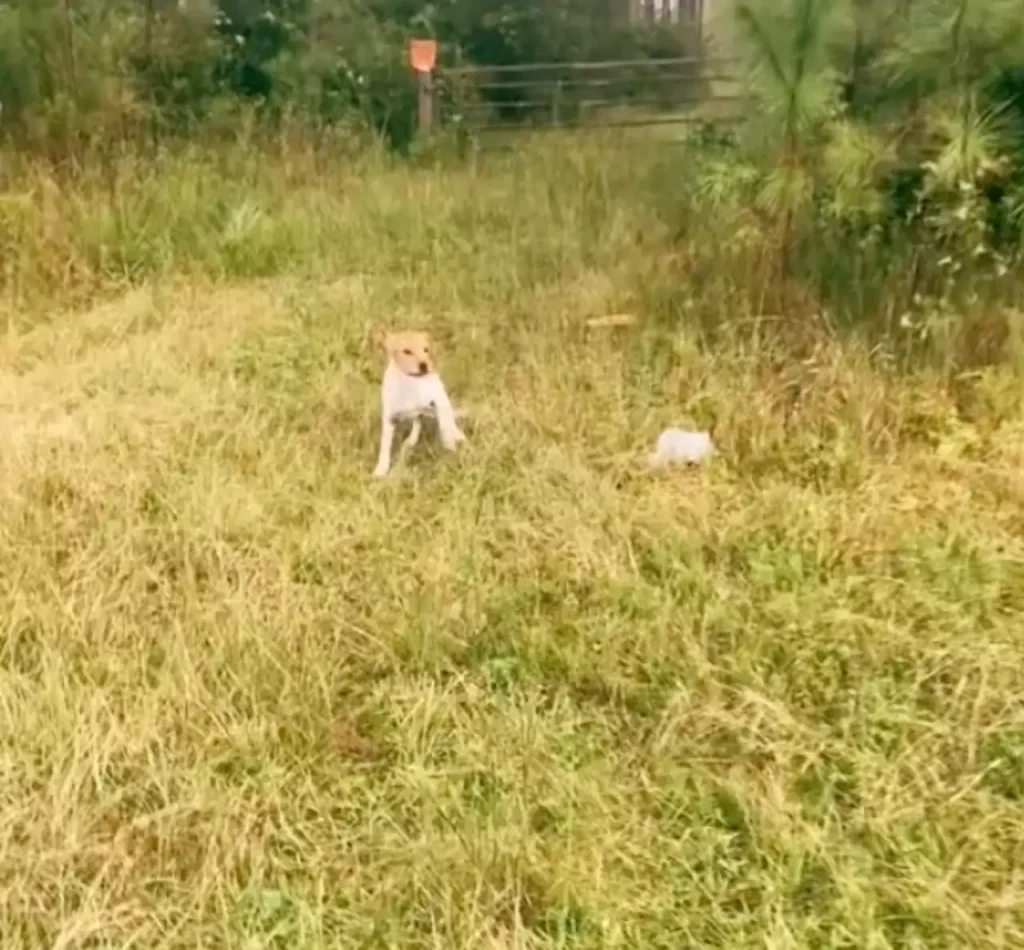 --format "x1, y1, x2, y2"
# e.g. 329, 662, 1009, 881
373, 417, 396, 477
432, 386, 466, 451
398, 417, 422, 463
403, 417, 423, 449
